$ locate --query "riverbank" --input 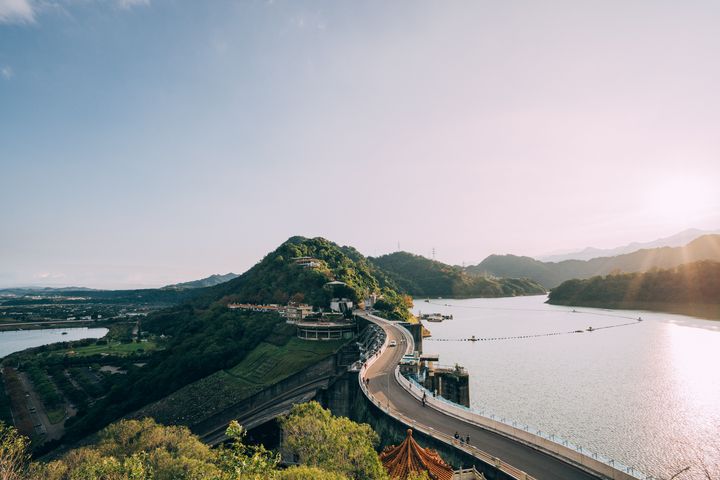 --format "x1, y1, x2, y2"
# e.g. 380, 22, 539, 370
0, 320, 104, 332
546, 299, 720, 321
